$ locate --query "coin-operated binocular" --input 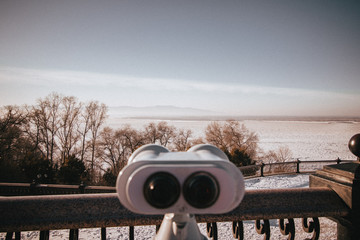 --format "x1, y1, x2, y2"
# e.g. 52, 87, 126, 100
116, 144, 245, 240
